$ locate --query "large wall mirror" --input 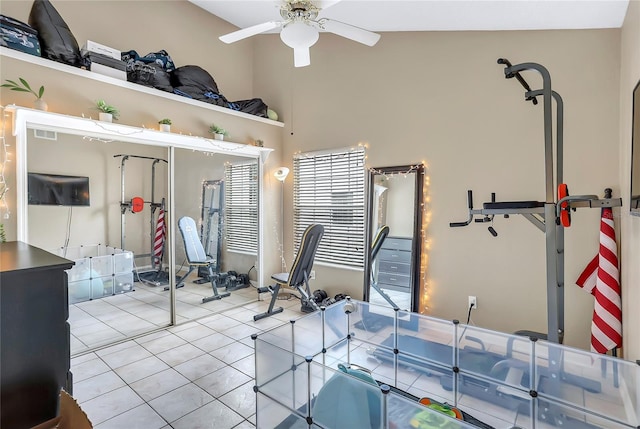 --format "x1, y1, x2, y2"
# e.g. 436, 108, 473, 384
13, 107, 269, 354
363, 164, 424, 313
